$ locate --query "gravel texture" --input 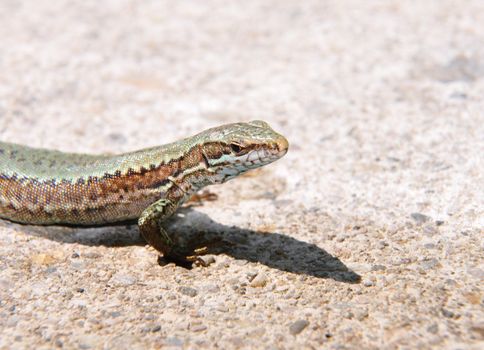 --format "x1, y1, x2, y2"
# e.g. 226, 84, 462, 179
0, 1, 483, 349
